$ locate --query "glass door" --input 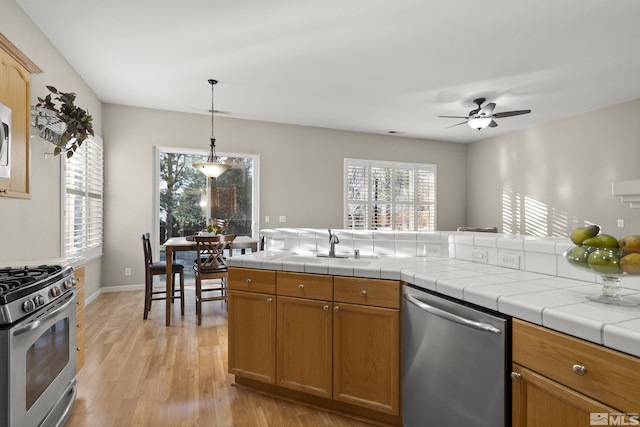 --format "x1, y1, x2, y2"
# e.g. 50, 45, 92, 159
155, 148, 259, 277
